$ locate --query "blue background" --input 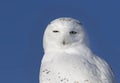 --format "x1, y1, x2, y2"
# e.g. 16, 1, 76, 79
0, 0, 119, 83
